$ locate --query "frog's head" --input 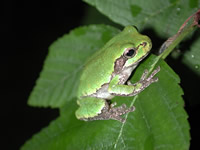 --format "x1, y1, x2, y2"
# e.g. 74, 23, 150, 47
119, 26, 152, 69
